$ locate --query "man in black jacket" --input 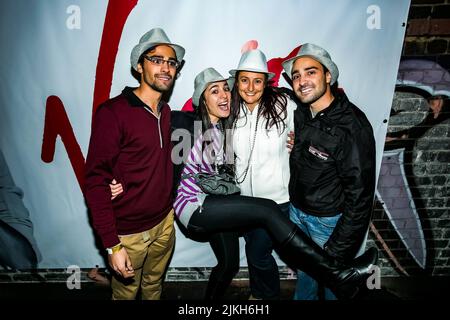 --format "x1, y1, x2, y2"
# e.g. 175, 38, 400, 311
282, 43, 376, 300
